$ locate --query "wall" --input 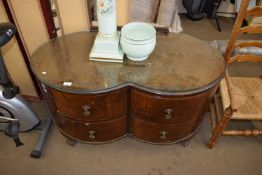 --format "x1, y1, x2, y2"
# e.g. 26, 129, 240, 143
8, 0, 50, 55
116, 0, 131, 25
55, 0, 90, 34
0, 1, 37, 97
